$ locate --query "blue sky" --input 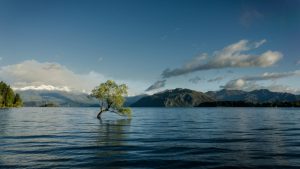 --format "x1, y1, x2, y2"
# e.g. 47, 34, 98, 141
0, 0, 299, 95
